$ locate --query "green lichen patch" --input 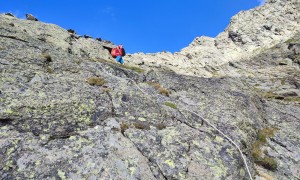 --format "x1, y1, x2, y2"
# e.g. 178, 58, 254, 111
164, 159, 175, 168
284, 38, 298, 44
57, 170, 66, 180
251, 127, 278, 171
164, 102, 177, 109
86, 76, 106, 86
